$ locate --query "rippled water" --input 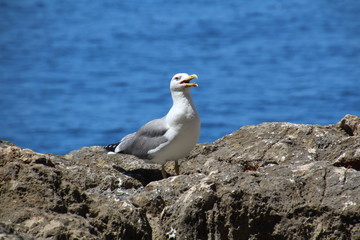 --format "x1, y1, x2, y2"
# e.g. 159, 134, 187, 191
1, 0, 359, 154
